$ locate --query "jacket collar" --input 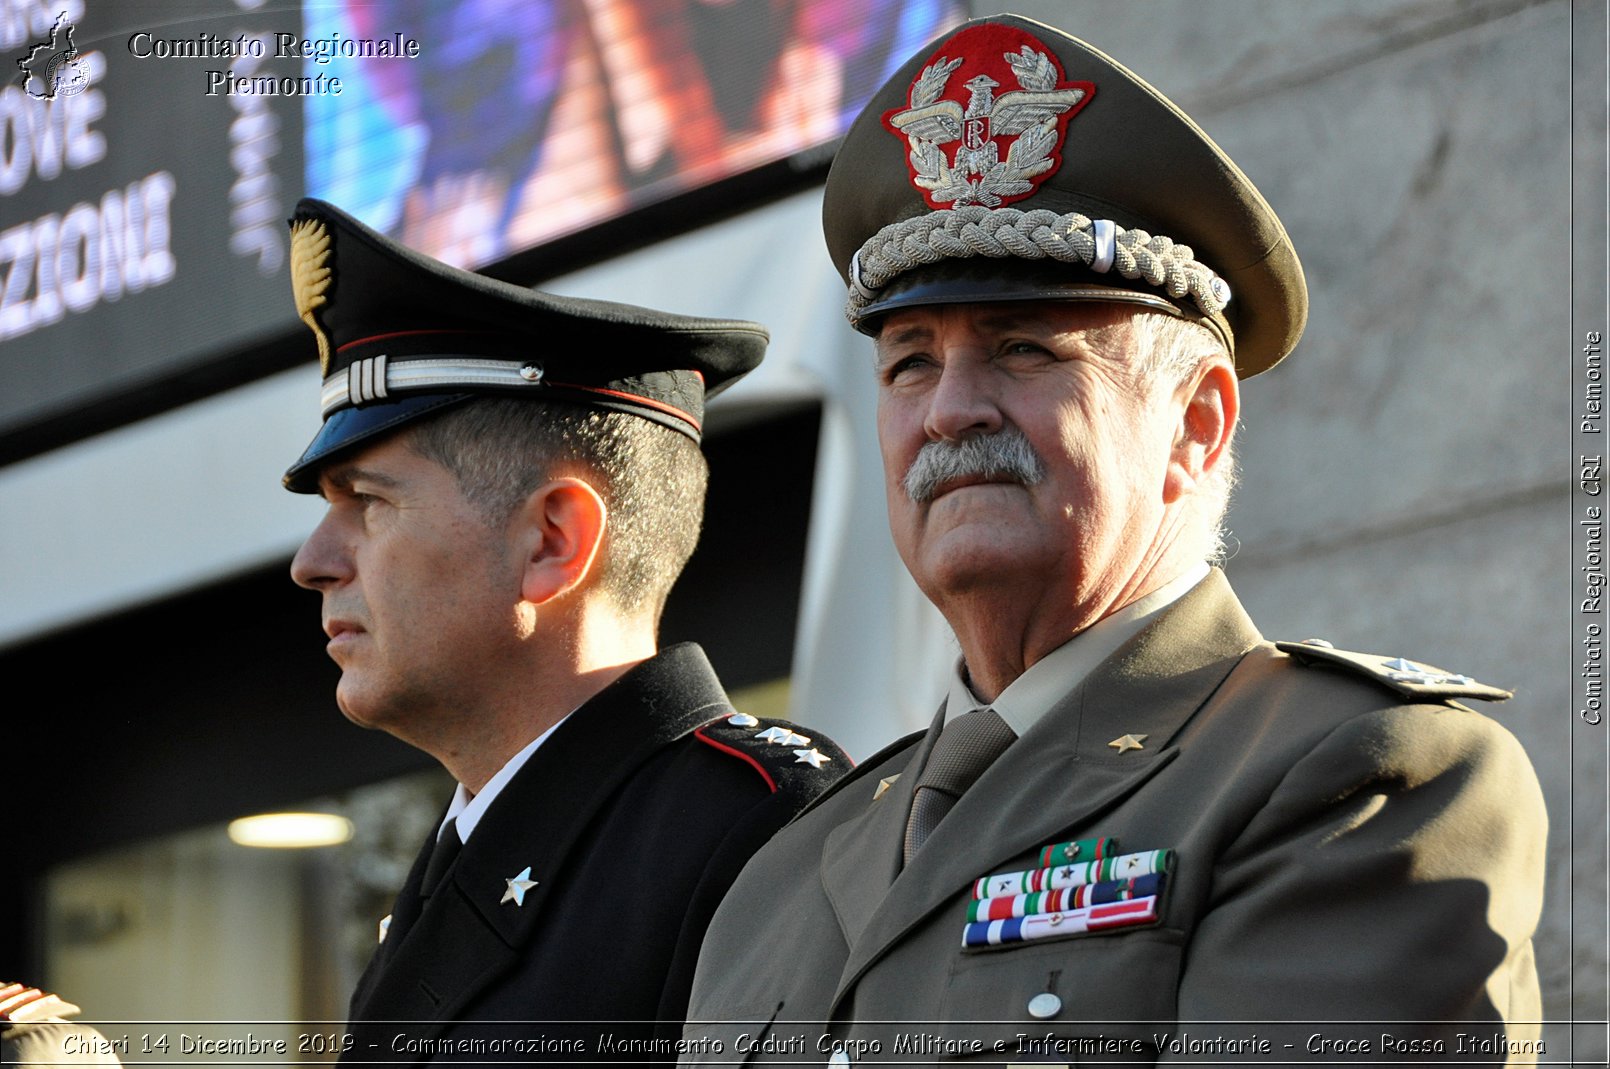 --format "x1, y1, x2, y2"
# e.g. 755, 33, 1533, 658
347, 643, 732, 1031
